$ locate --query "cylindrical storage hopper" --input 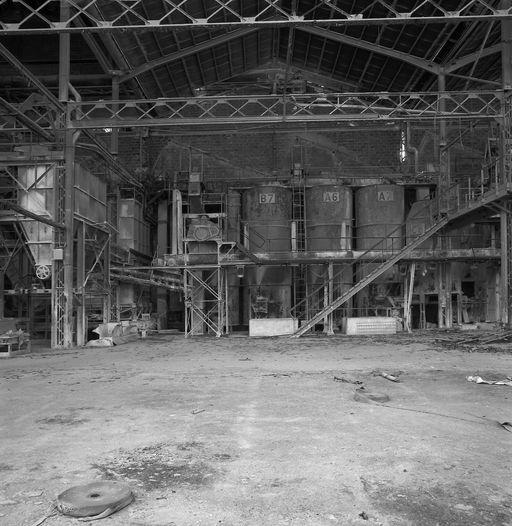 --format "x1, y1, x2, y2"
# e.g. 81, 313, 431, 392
242, 185, 292, 322
355, 184, 405, 252
243, 184, 292, 253
305, 184, 352, 252
355, 185, 404, 316
305, 184, 353, 323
